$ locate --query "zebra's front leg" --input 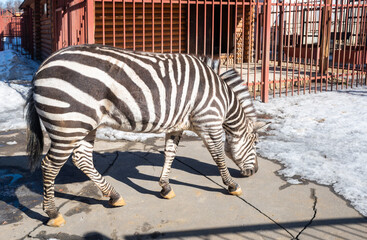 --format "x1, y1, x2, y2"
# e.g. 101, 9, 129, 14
72, 132, 125, 207
199, 128, 242, 196
159, 131, 183, 199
